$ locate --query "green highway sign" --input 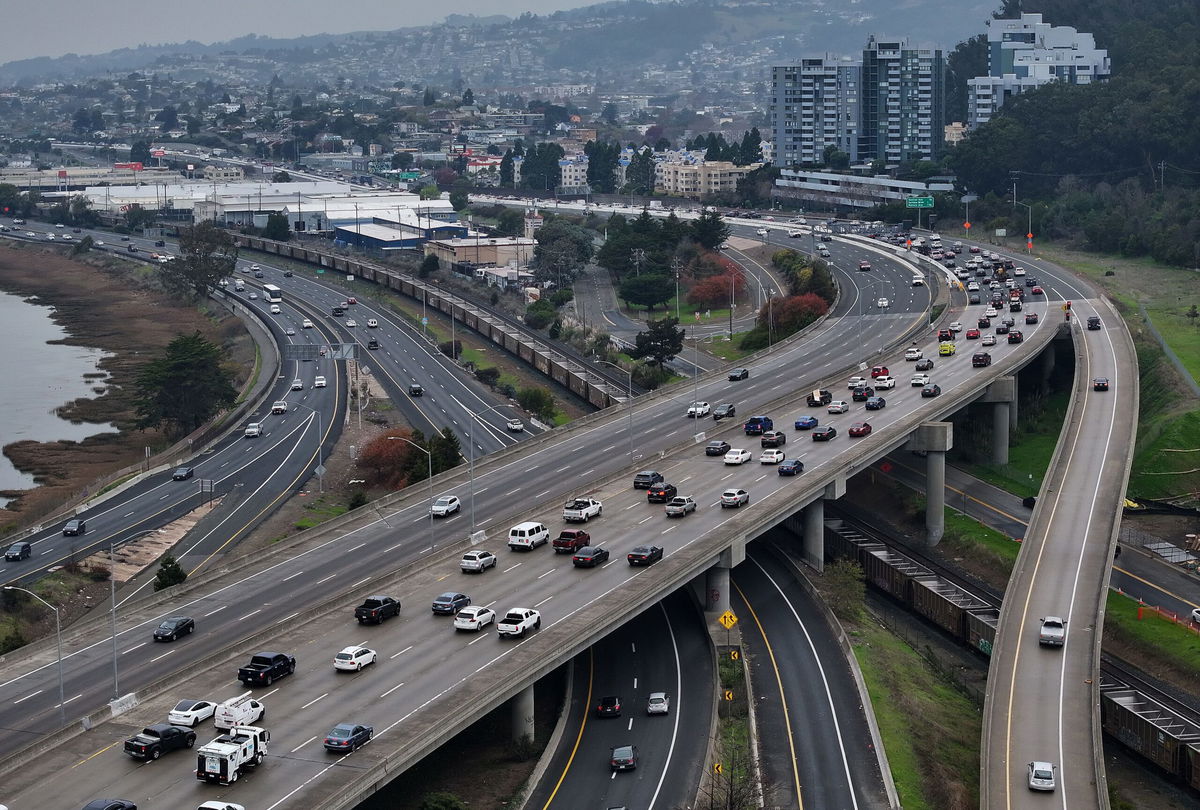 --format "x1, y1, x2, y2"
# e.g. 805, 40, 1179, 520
905, 196, 935, 209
